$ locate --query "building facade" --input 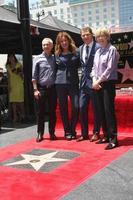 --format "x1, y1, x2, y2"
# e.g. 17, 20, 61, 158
119, 0, 133, 26
30, 0, 120, 32
30, 0, 70, 23
1, 0, 133, 32
69, 0, 119, 30
0, 0, 5, 5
